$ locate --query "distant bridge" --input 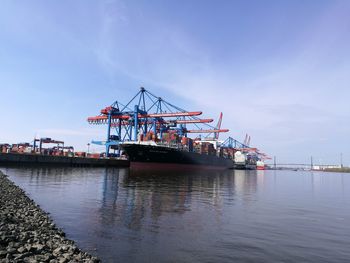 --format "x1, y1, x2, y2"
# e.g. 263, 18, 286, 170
265, 163, 341, 170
